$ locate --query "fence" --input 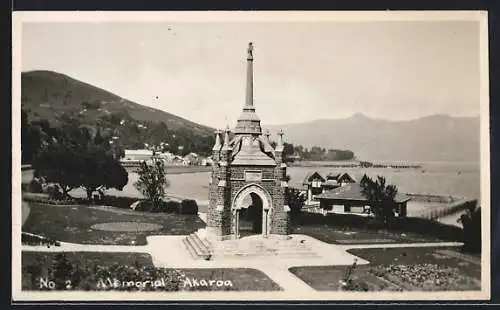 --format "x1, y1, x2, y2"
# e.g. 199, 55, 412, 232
405, 193, 458, 204
418, 198, 477, 221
